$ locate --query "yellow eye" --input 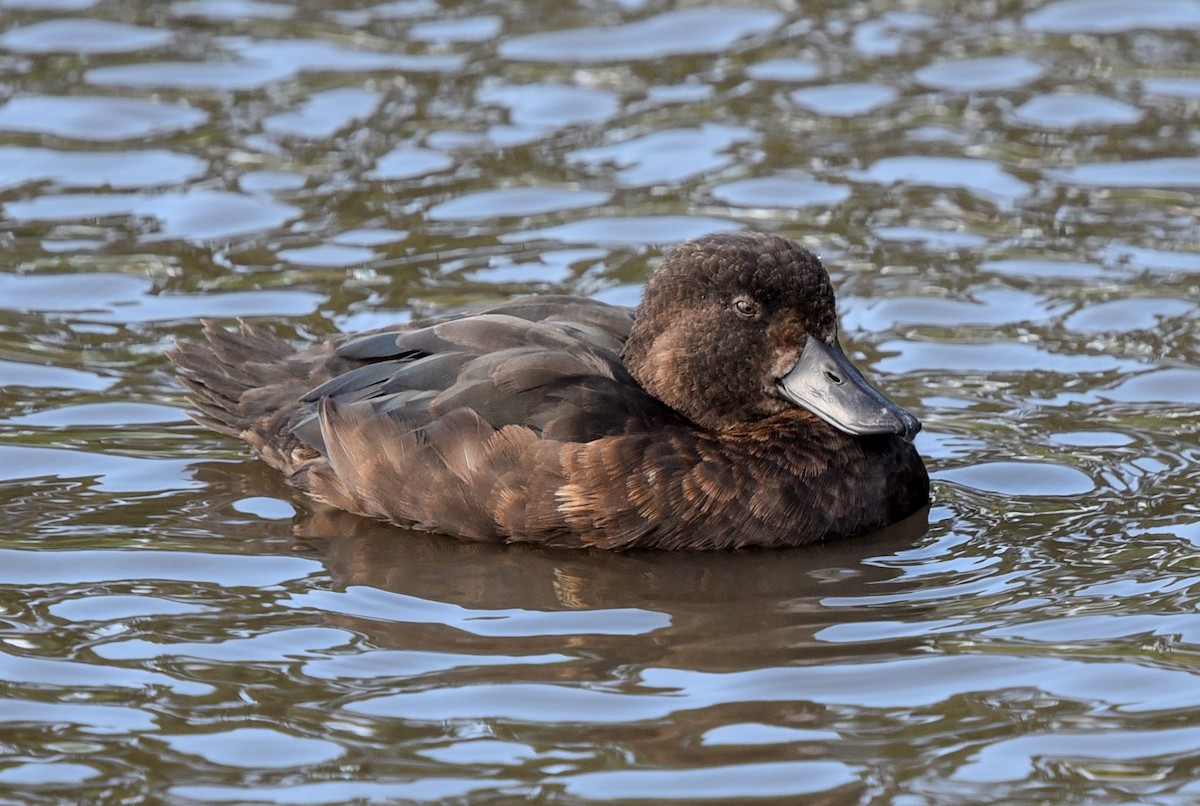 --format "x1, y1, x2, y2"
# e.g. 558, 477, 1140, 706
733, 298, 759, 319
